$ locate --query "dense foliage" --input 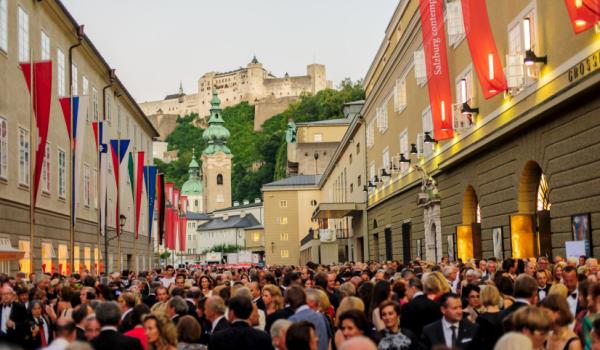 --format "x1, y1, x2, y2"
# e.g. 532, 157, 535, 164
155, 79, 364, 203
